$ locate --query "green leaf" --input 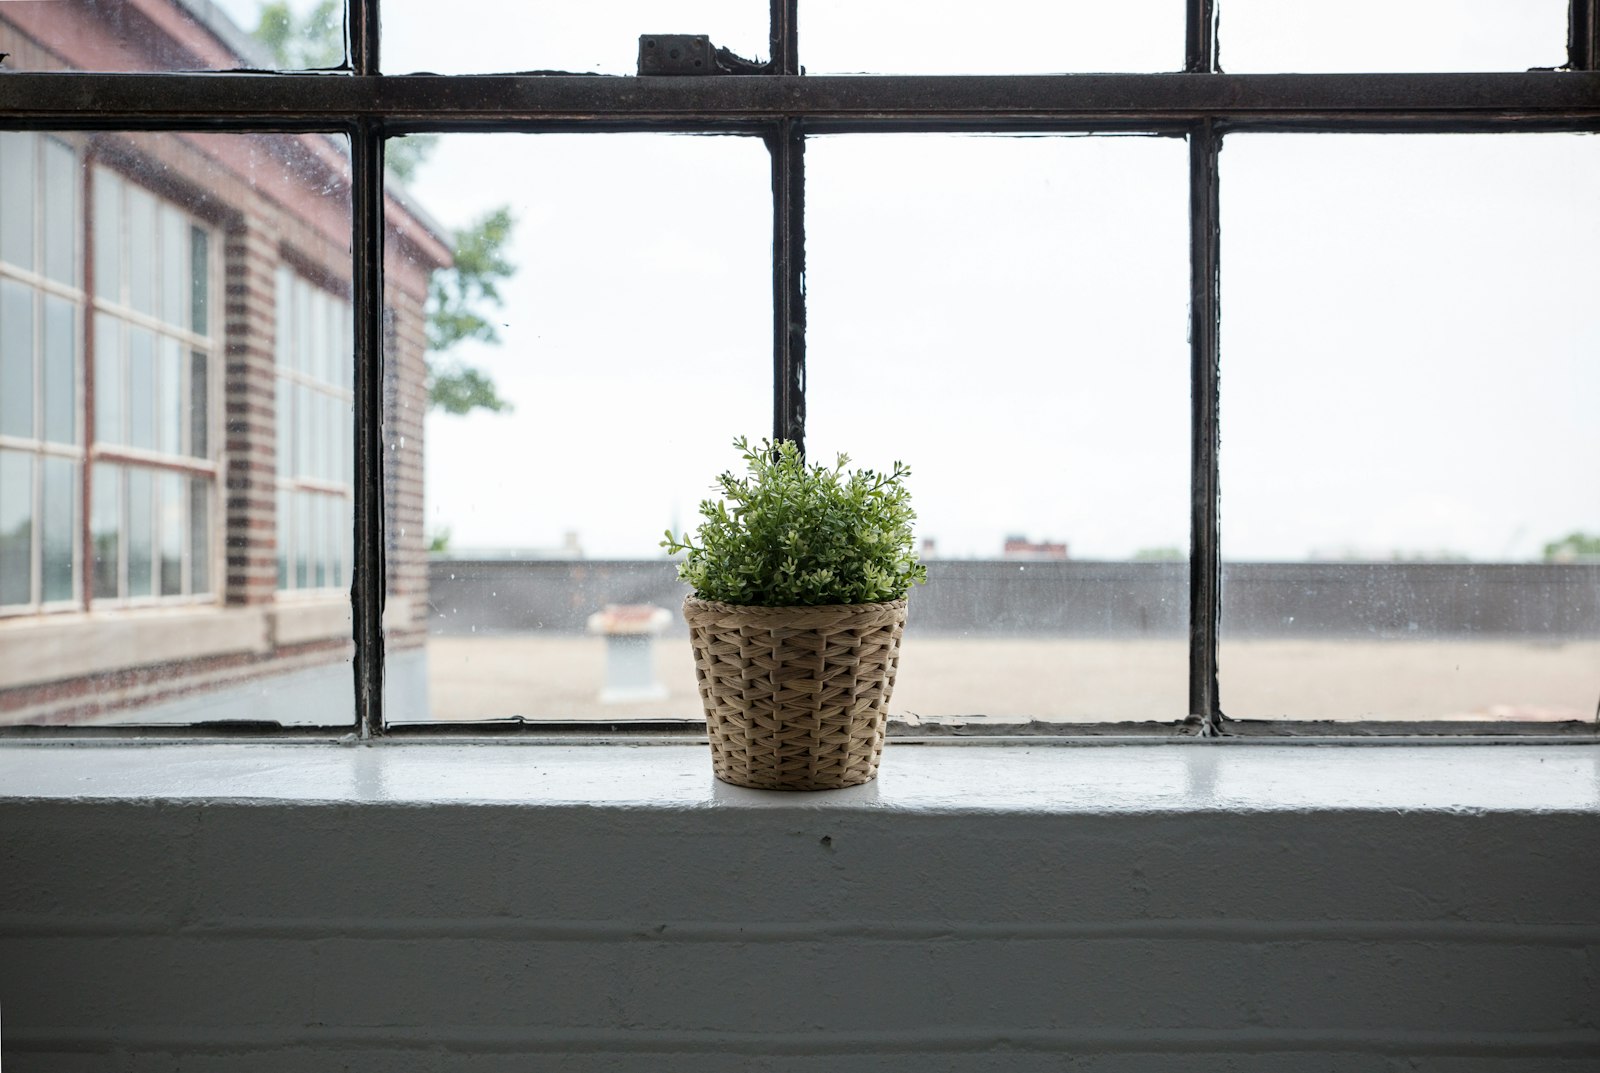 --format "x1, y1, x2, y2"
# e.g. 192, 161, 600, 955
660, 438, 928, 606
